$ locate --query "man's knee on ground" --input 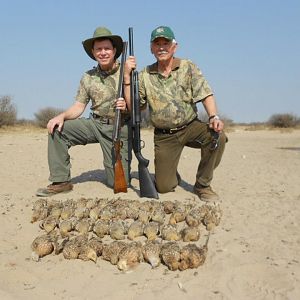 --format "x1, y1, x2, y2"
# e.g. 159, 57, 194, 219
155, 180, 175, 194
